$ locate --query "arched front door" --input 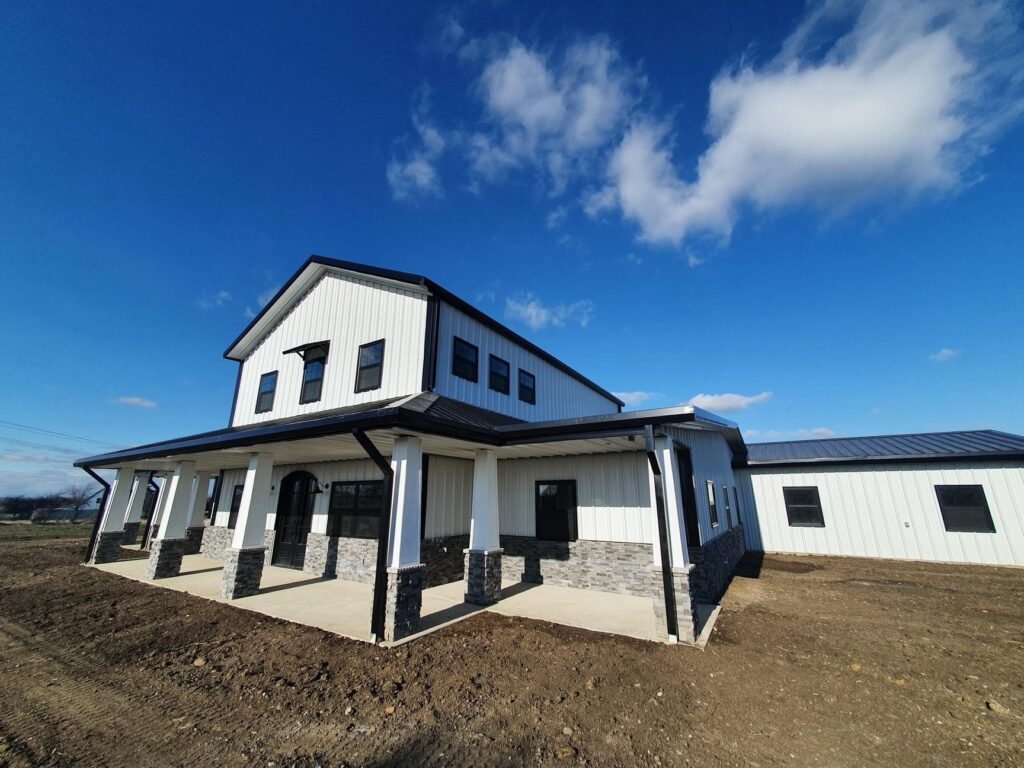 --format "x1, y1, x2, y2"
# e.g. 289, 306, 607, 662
273, 471, 317, 569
